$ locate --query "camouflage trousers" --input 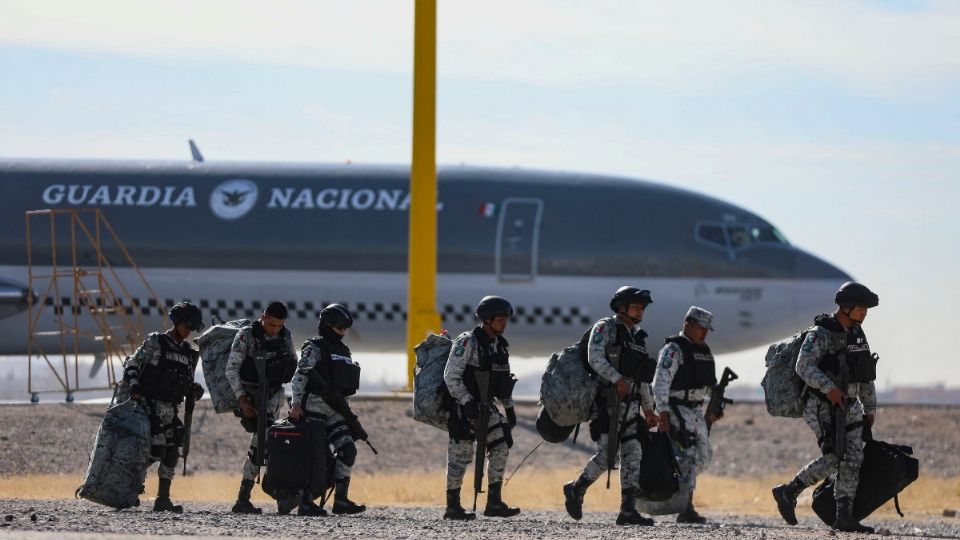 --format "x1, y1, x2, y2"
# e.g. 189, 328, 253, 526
793, 395, 865, 500
669, 404, 712, 490
446, 408, 509, 490
303, 398, 356, 481
141, 399, 183, 481
241, 390, 286, 482
581, 399, 643, 491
